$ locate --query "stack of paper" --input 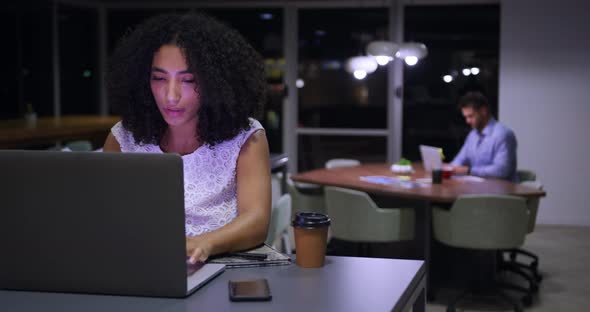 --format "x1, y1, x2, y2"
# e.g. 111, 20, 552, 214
360, 176, 427, 188
451, 175, 485, 183
208, 244, 291, 268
